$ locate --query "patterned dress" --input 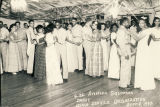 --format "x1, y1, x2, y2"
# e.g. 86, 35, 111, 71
34, 34, 46, 80
83, 26, 94, 75
0, 27, 9, 71
88, 30, 104, 77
